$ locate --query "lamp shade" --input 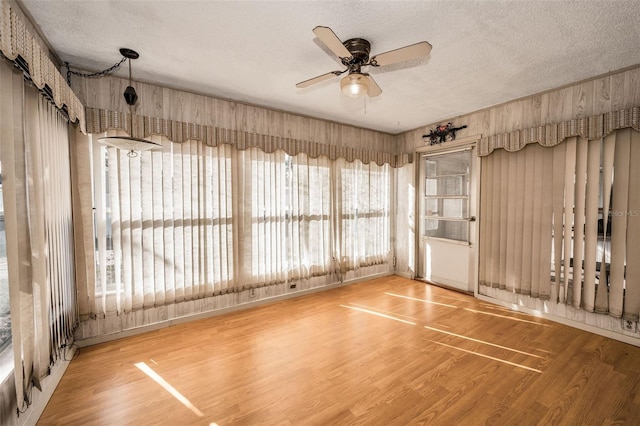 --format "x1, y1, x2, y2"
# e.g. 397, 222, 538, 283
97, 135, 162, 152
340, 73, 369, 98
